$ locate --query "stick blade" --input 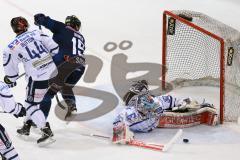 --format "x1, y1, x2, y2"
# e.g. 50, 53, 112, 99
162, 129, 183, 152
